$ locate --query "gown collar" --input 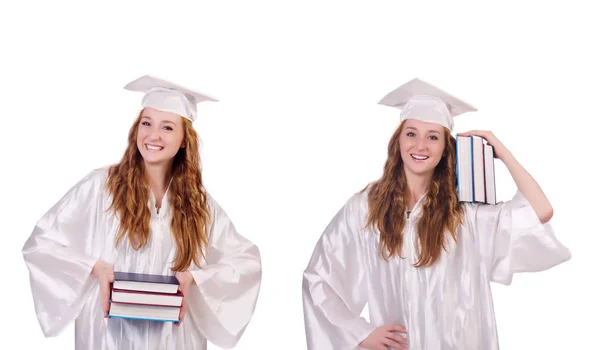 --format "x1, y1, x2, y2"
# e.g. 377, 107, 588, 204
406, 192, 427, 219
148, 177, 173, 218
